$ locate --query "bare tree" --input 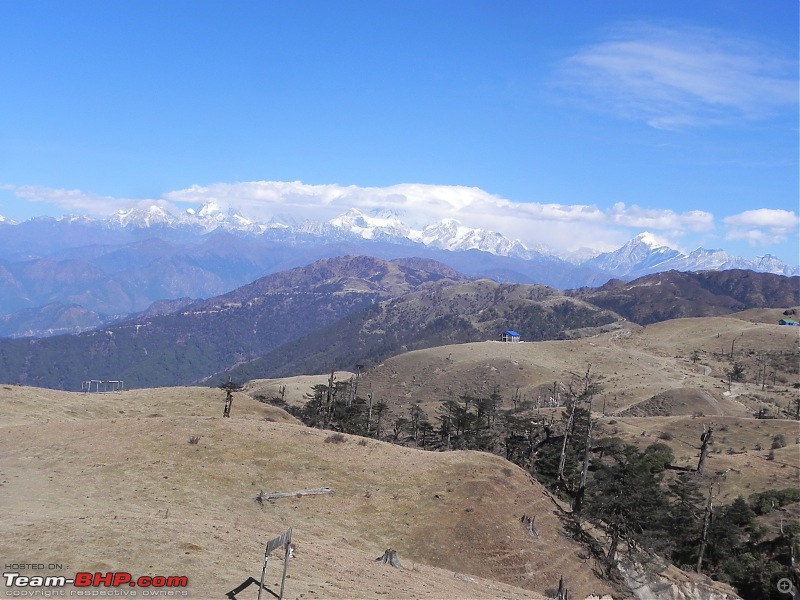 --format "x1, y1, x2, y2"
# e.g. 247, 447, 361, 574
697, 424, 713, 475
696, 484, 714, 573
220, 377, 242, 418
